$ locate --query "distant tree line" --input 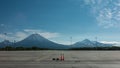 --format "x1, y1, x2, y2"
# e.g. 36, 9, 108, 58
0, 46, 50, 51
69, 46, 120, 50
1, 46, 120, 51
